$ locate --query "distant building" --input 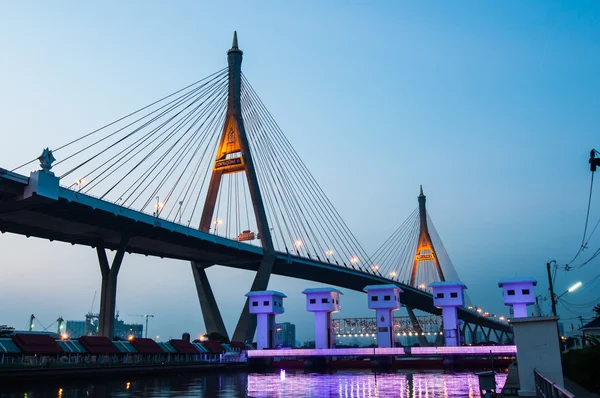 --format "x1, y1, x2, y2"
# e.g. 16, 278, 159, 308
276, 322, 296, 348
66, 320, 86, 337
113, 316, 143, 340
580, 318, 600, 346
65, 313, 142, 339
66, 313, 99, 338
